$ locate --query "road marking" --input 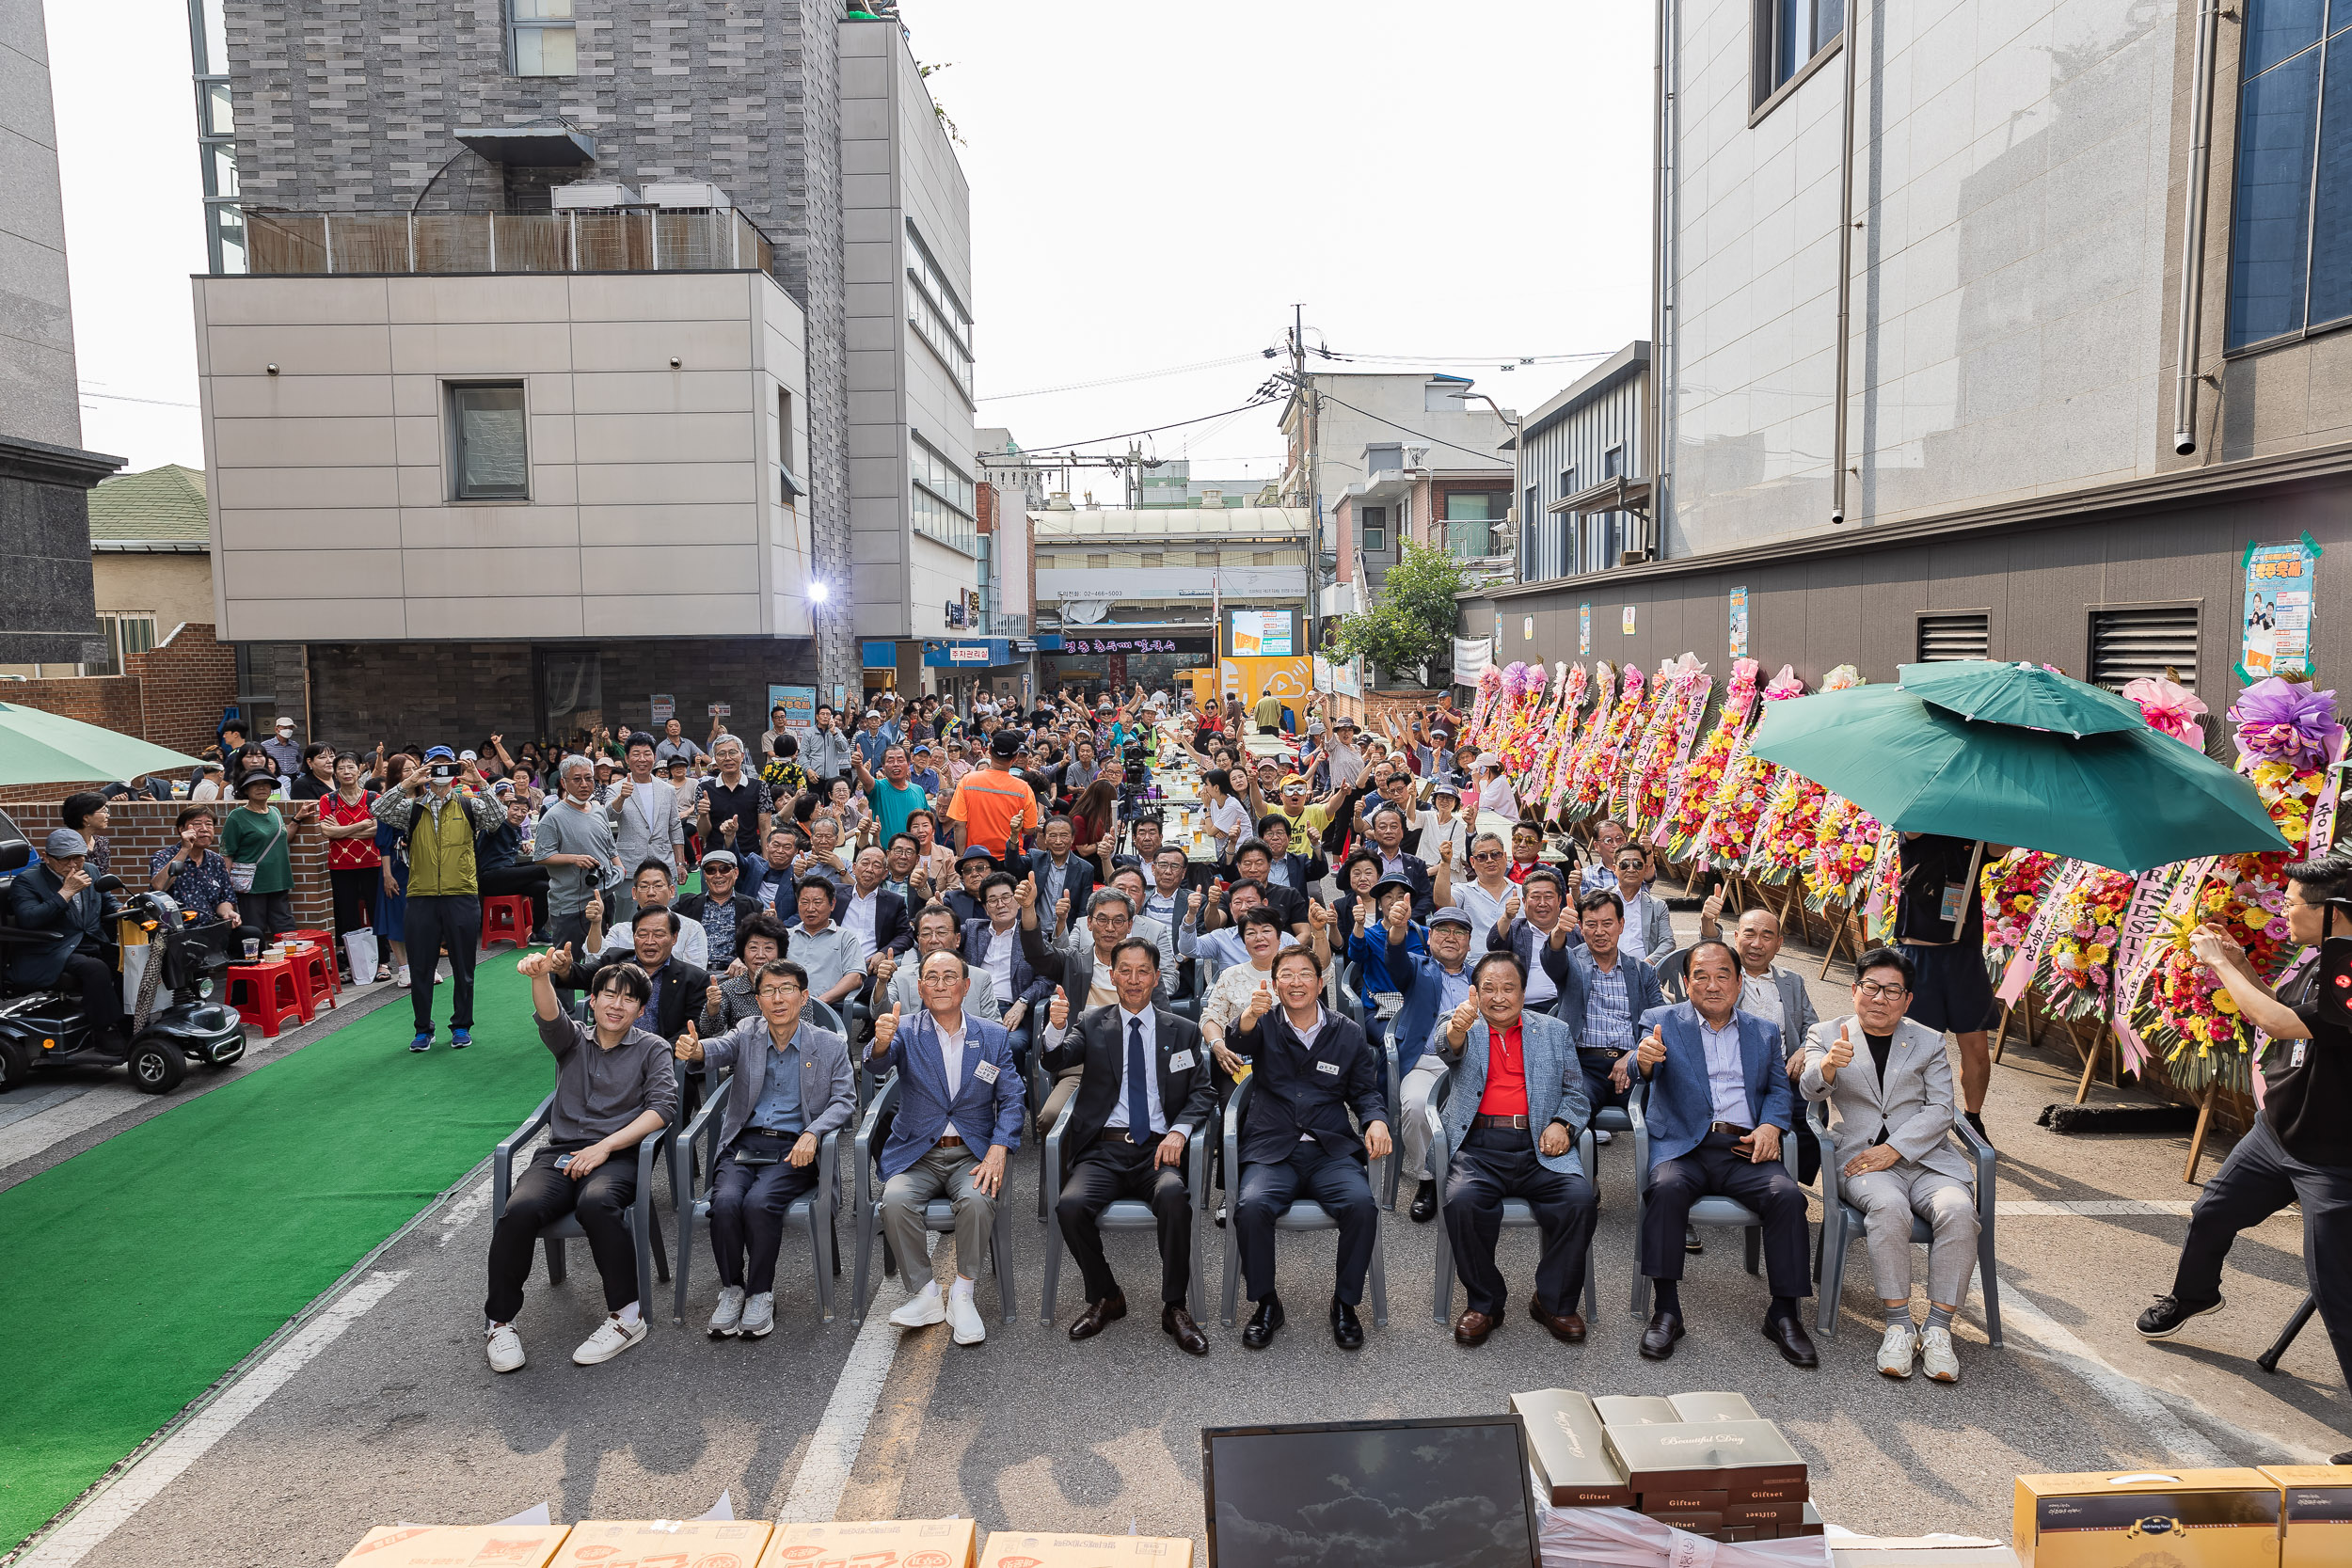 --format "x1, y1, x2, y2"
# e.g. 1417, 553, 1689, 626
0, 1084, 91, 1132
437, 1174, 495, 1247
0, 1086, 146, 1174
777, 1306, 904, 1522
1996, 1199, 2196, 1216
1994, 1275, 2228, 1466
18, 1269, 407, 1568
